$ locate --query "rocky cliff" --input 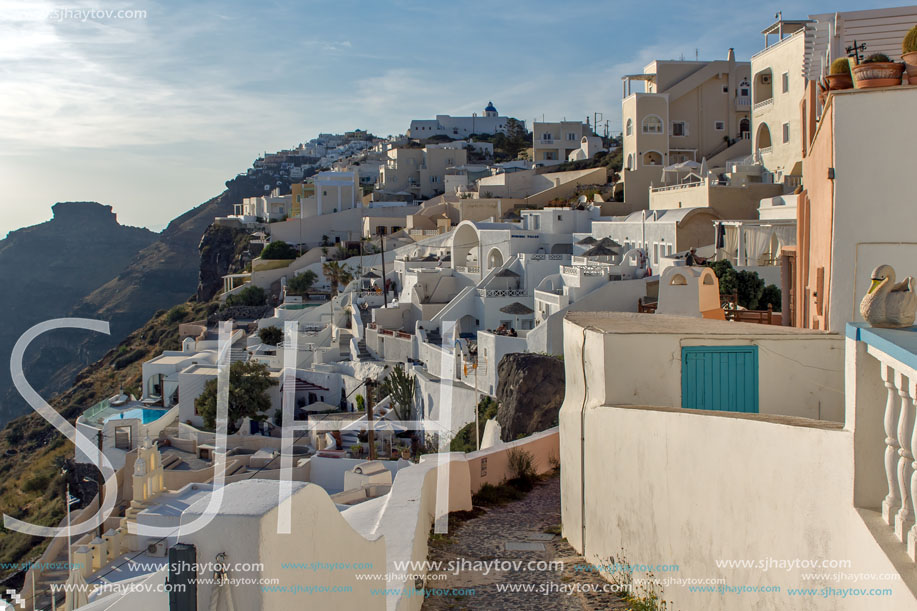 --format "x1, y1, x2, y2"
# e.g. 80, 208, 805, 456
0, 175, 267, 427
495, 353, 565, 440
197, 224, 254, 301
0, 202, 156, 426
